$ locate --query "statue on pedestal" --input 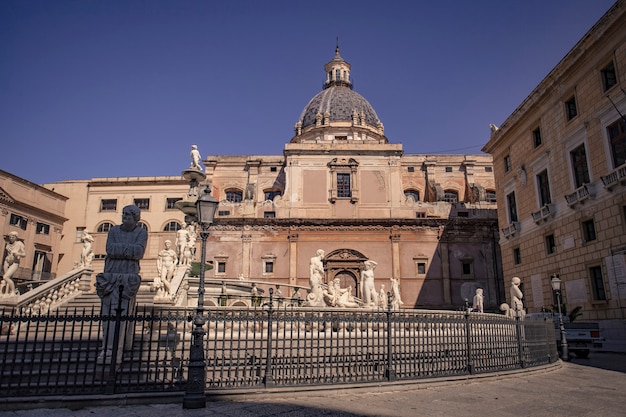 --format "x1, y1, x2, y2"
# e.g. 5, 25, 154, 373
190, 145, 203, 171
305, 249, 326, 306
79, 229, 94, 268
360, 260, 378, 307
95, 205, 147, 362
390, 277, 404, 310
154, 240, 177, 299
472, 288, 484, 313
510, 276, 525, 318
